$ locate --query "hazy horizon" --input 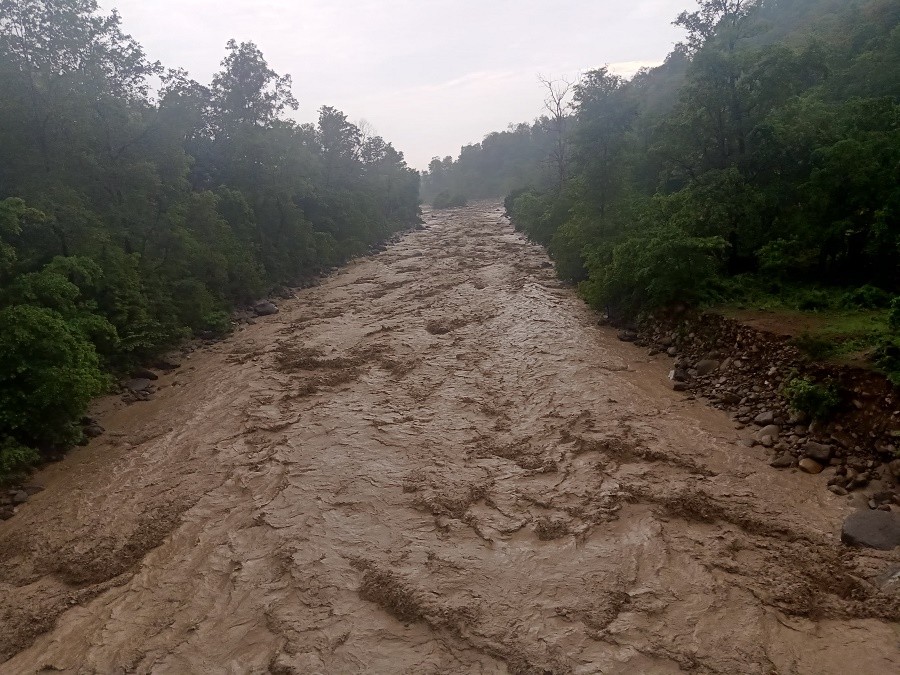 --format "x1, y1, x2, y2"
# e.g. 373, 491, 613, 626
101, 0, 690, 169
